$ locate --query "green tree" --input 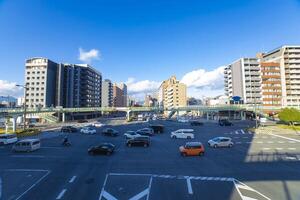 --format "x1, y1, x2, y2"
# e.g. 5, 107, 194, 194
278, 108, 300, 125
